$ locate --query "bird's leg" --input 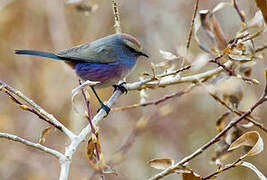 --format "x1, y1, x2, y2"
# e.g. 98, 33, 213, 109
113, 82, 127, 94
91, 87, 110, 114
